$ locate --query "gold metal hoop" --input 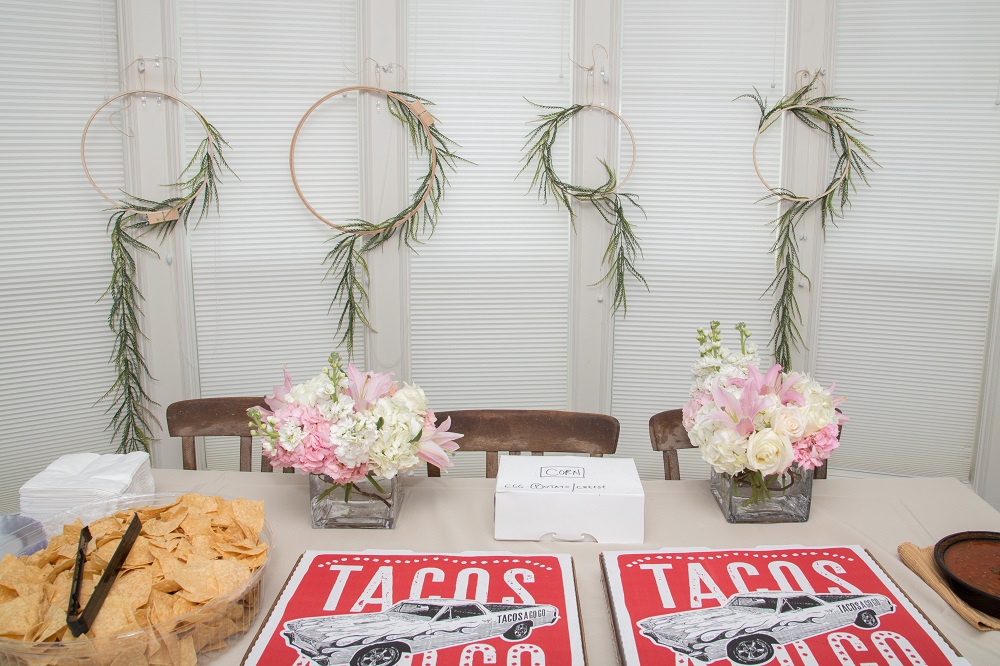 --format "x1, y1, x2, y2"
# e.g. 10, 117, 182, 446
579, 104, 637, 192
752, 103, 851, 203
81, 90, 213, 218
289, 86, 437, 235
